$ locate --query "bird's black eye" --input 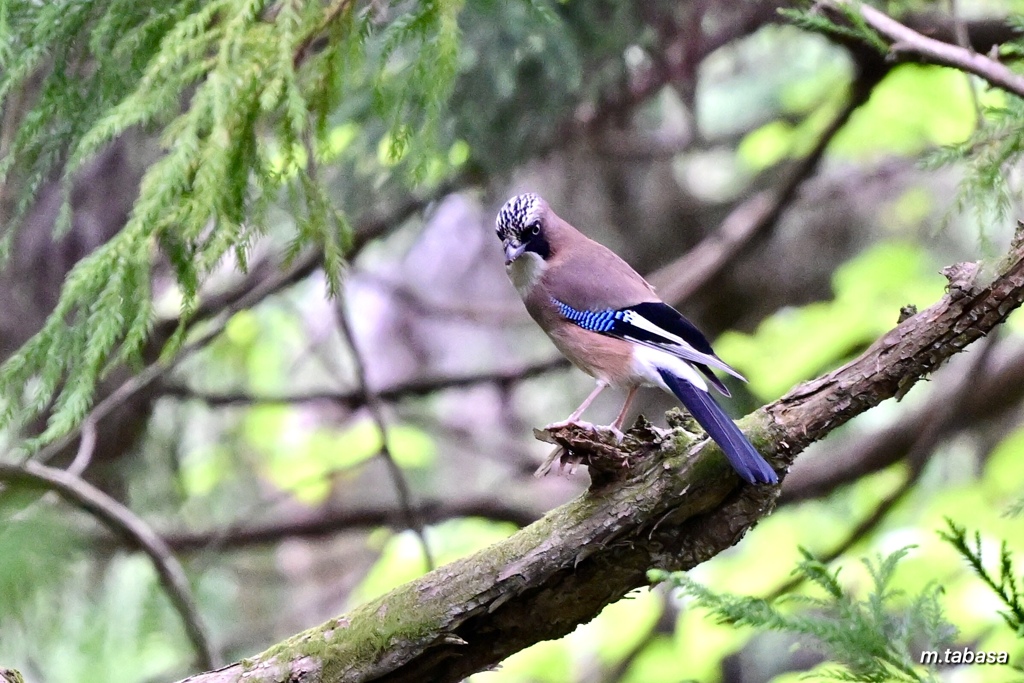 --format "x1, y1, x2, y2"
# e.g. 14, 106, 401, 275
529, 222, 540, 236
